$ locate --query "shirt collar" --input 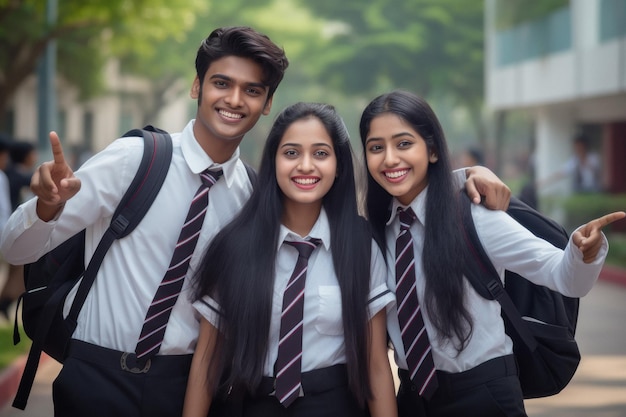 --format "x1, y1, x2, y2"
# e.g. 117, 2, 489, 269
181, 119, 241, 188
386, 186, 428, 227
278, 208, 331, 251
